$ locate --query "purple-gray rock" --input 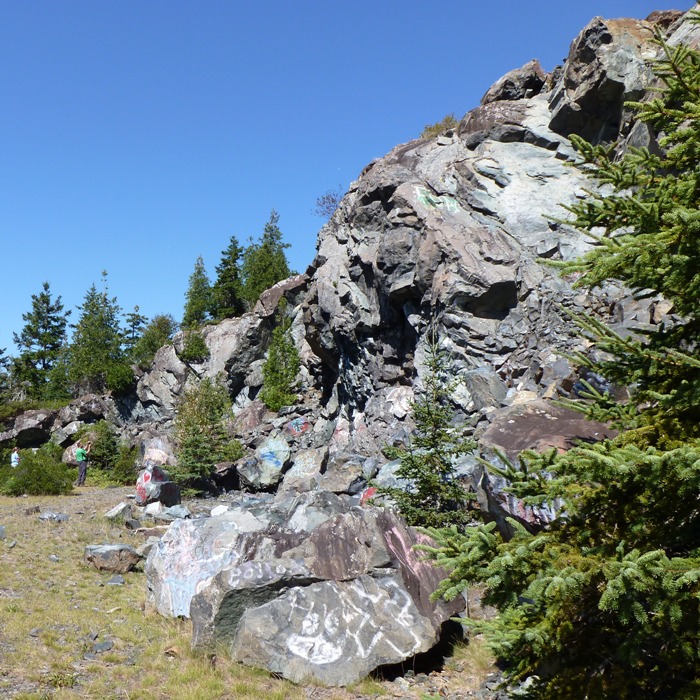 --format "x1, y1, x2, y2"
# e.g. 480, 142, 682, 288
84, 544, 141, 574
